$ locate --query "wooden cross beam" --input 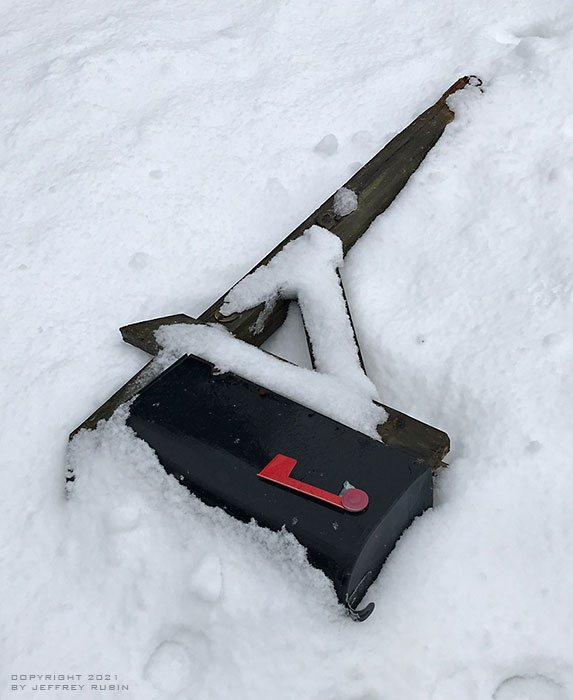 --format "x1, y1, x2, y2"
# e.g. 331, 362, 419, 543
71, 76, 479, 469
